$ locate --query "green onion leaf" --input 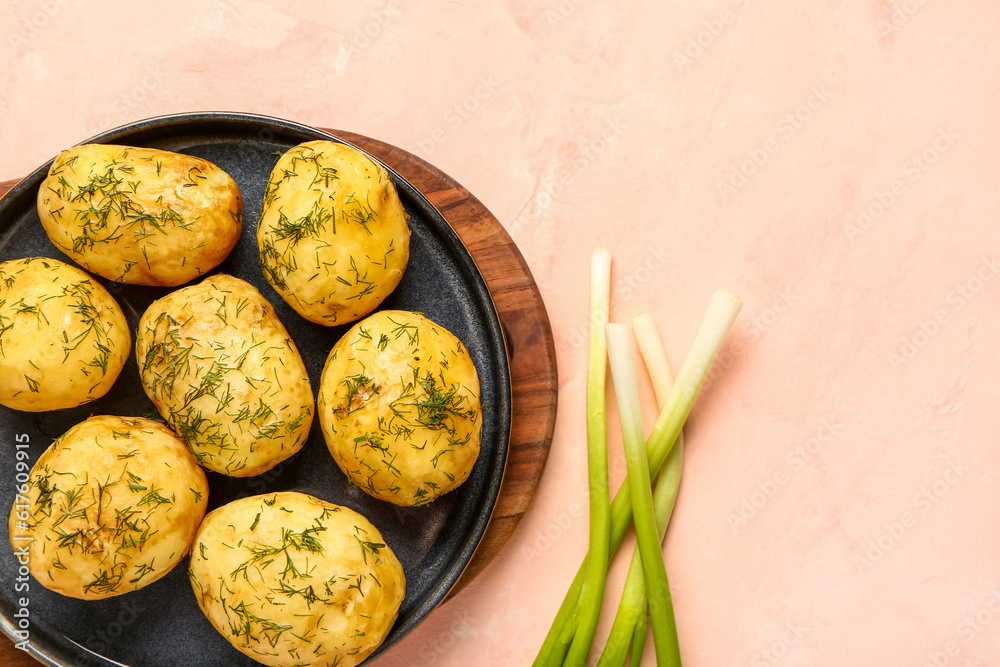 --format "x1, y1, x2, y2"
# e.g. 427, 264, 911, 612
534, 290, 741, 665
598, 313, 685, 666
563, 248, 613, 666
606, 322, 680, 665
